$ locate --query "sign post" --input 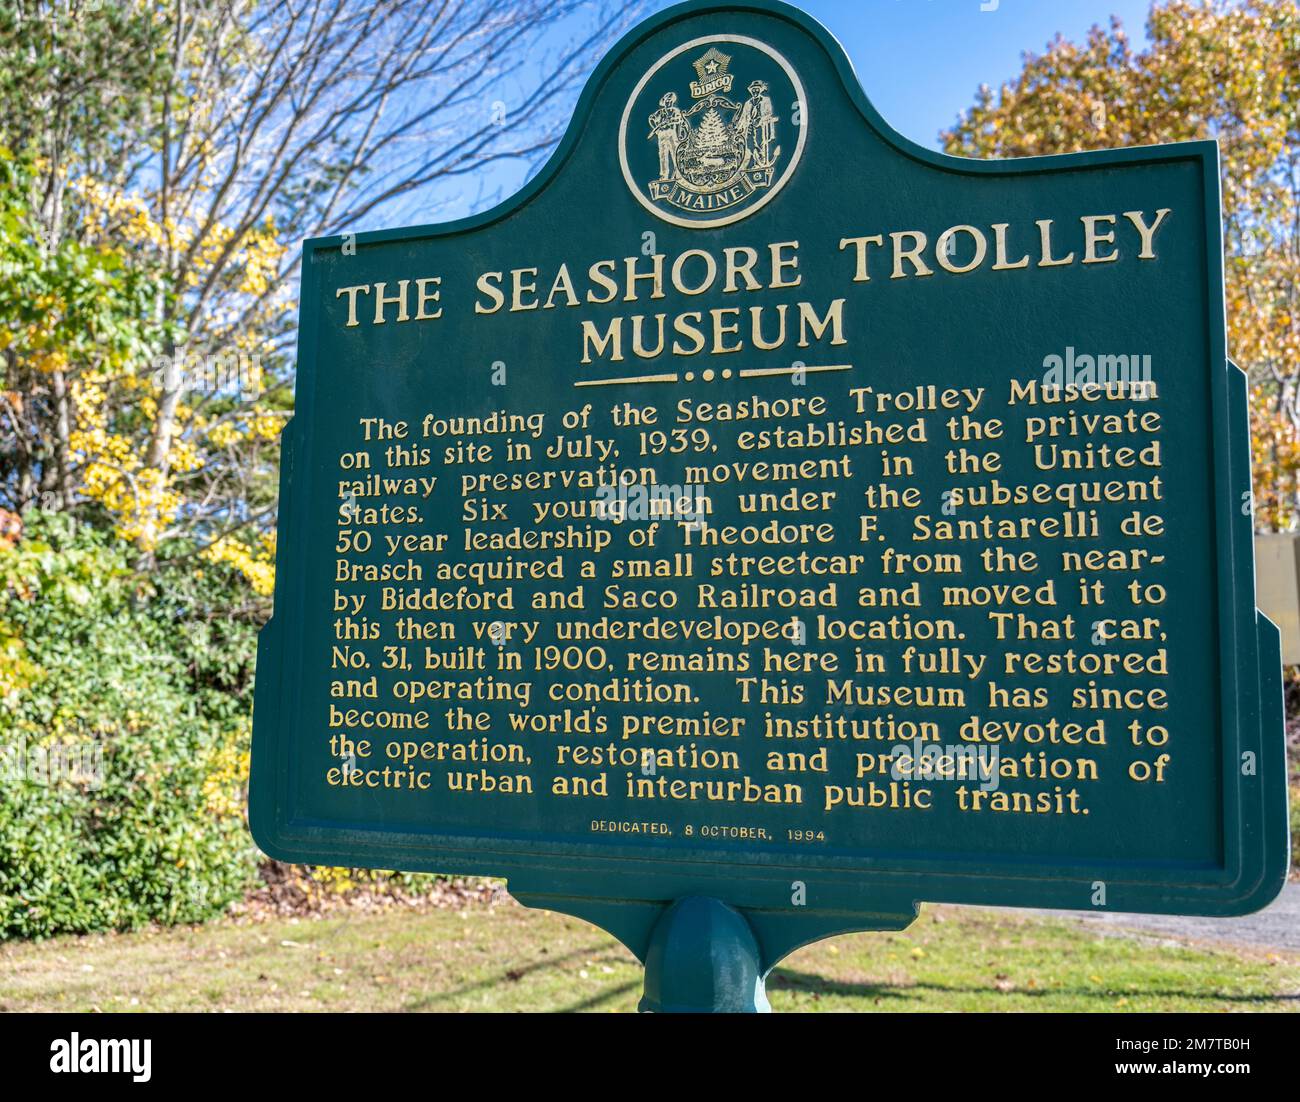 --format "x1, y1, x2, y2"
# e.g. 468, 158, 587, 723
250, 0, 1290, 1012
